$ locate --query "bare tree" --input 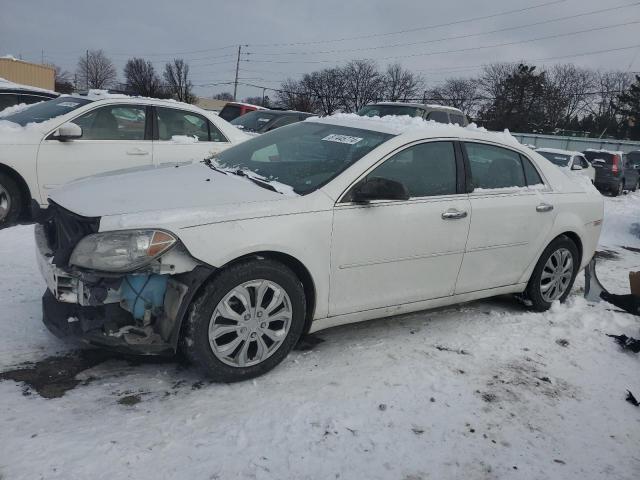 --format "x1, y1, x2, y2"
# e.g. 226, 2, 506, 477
51, 65, 73, 93
383, 63, 422, 102
341, 59, 385, 112
425, 77, 481, 117
302, 68, 345, 115
213, 92, 234, 101
76, 49, 117, 89
543, 64, 595, 130
163, 59, 196, 103
276, 78, 317, 112
124, 58, 162, 97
